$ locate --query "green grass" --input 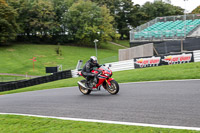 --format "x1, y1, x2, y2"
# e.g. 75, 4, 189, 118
0, 115, 198, 133
101, 41, 125, 51
114, 62, 200, 83
0, 43, 120, 76
114, 40, 130, 47
1, 62, 200, 95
